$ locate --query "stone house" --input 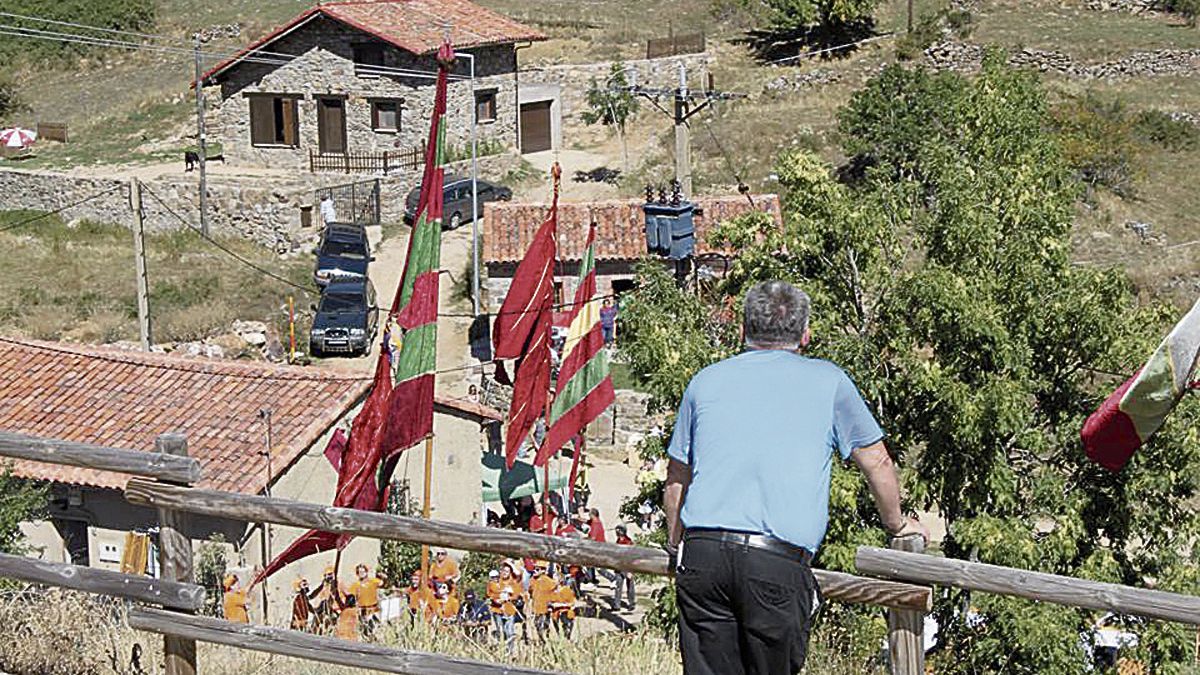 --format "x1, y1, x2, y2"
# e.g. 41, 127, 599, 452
199, 0, 548, 170
1, 338, 502, 623
482, 194, 783, 307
